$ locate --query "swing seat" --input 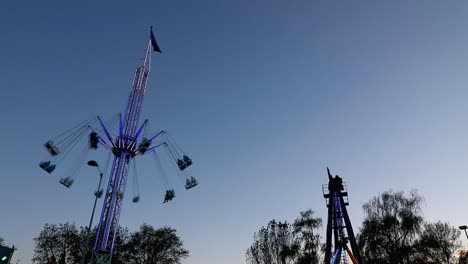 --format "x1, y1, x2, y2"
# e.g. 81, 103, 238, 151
39, 161, 50, 168
39, 161, 56, 174
59, 177, 74, 188
164, 189, 175, 203
95, 189, 103, 198
44, 140, 60, 156
182, 155, 193, 167
89, 132, 99, 149
185, 177, 198, 189
177, 159, 187, 170
138, 138, 151, 153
